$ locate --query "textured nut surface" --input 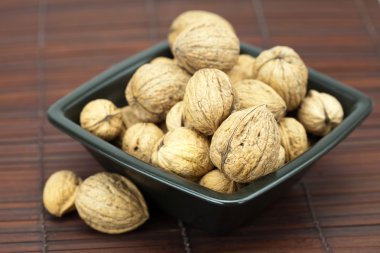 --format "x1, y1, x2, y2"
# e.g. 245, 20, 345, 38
121, 106, 143, 128
183, 69, 234, 135
43, 170, 82, 217
274, 146, 286, 171
298, 90, 344, 136
279, 117, 308, 162
227, 54, 256, 84
173, 23, 239, 73
166, 101, 184, 131
122, 123, 164, 163
234, 79, 286, 120
199, 169, 236, 194
80, 99, 122, 141
255, 46, 308, 111
125, 62, 190, 122
150, 56, 175, 65
75, 172, 149, 234
210, 105, 280, 183
168, 10, 234, 49
151, 127, 213, 181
